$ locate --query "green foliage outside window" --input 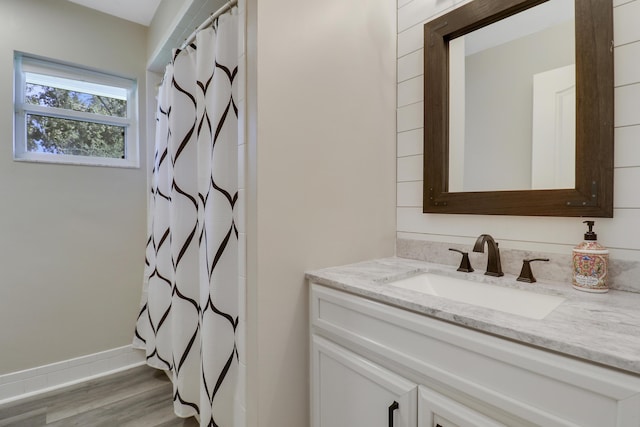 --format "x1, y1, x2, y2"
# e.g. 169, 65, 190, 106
25, 84, 127, 158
